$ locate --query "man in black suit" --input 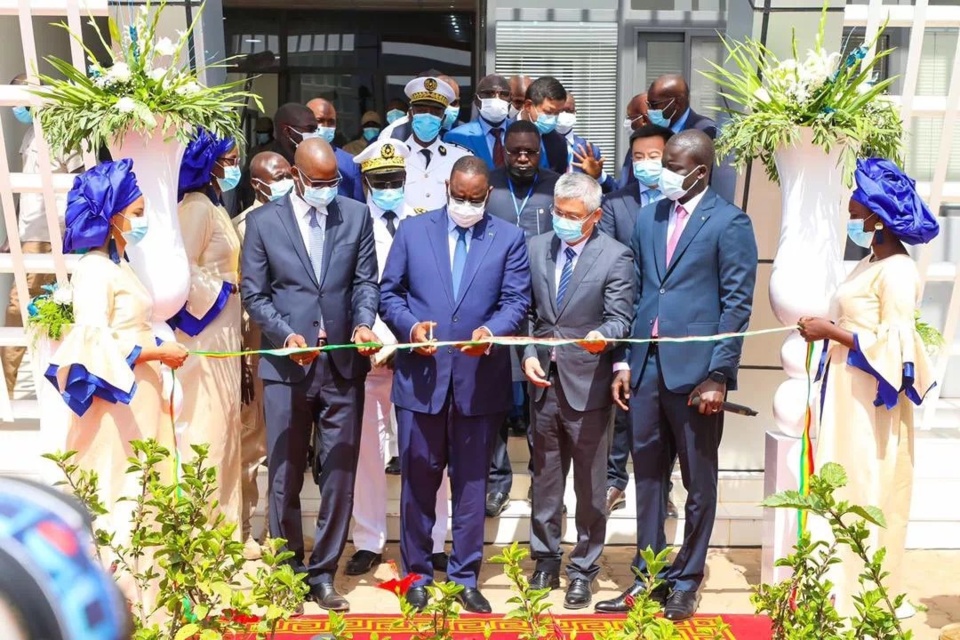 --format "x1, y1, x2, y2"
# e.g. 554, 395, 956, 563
519, 76, 569, 174
620, 75, 716, 189
483, 120, 561, 517
241, 138, 381, 611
